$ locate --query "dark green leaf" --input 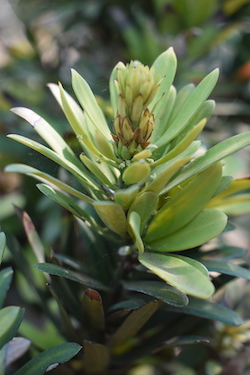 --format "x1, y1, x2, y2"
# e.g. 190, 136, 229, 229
200, 260, 250, 280
166, 297, 244, 326
15, 342, 82, 375
123, 281, 188, 307
35, 263, 109, 291
0, 232, 6, 265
